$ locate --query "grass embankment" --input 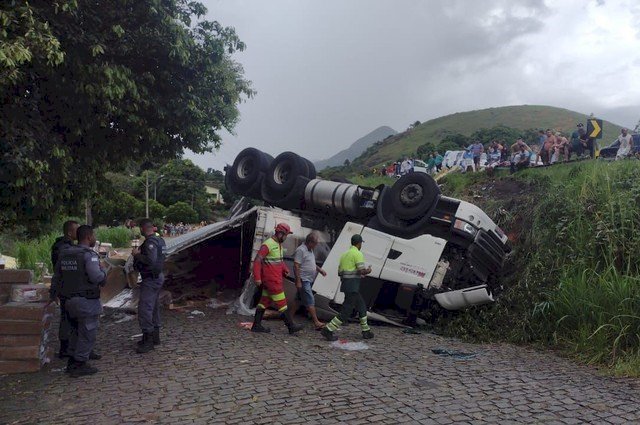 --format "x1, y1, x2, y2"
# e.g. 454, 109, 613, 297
13, 226, 138, 278
437, 160, 640, 375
